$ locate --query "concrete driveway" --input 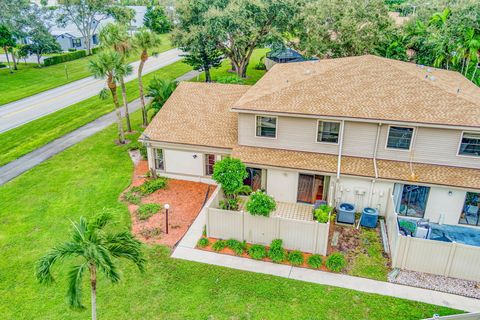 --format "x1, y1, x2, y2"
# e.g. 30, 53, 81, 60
0, 48, 183, 134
